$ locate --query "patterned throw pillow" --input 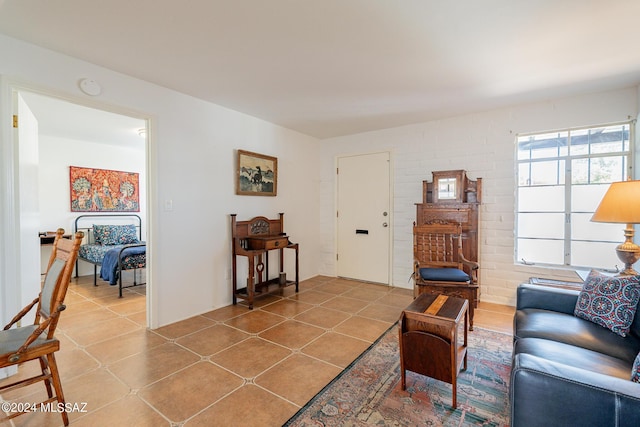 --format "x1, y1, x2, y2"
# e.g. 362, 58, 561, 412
574, 270, 640, 337
632, 352, 640, 383
93, 224, 139, 245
